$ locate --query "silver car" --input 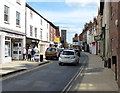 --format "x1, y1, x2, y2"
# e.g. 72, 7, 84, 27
59, 49, 80, 66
